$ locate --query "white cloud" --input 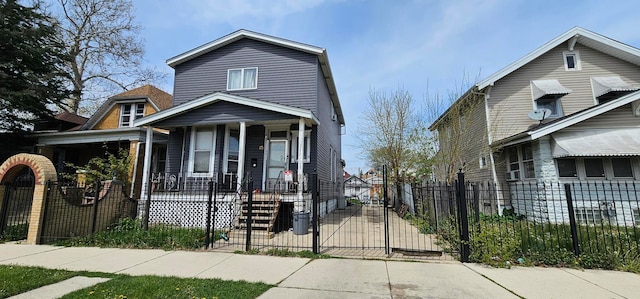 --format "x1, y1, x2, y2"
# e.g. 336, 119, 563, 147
184, 0, 332, 24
